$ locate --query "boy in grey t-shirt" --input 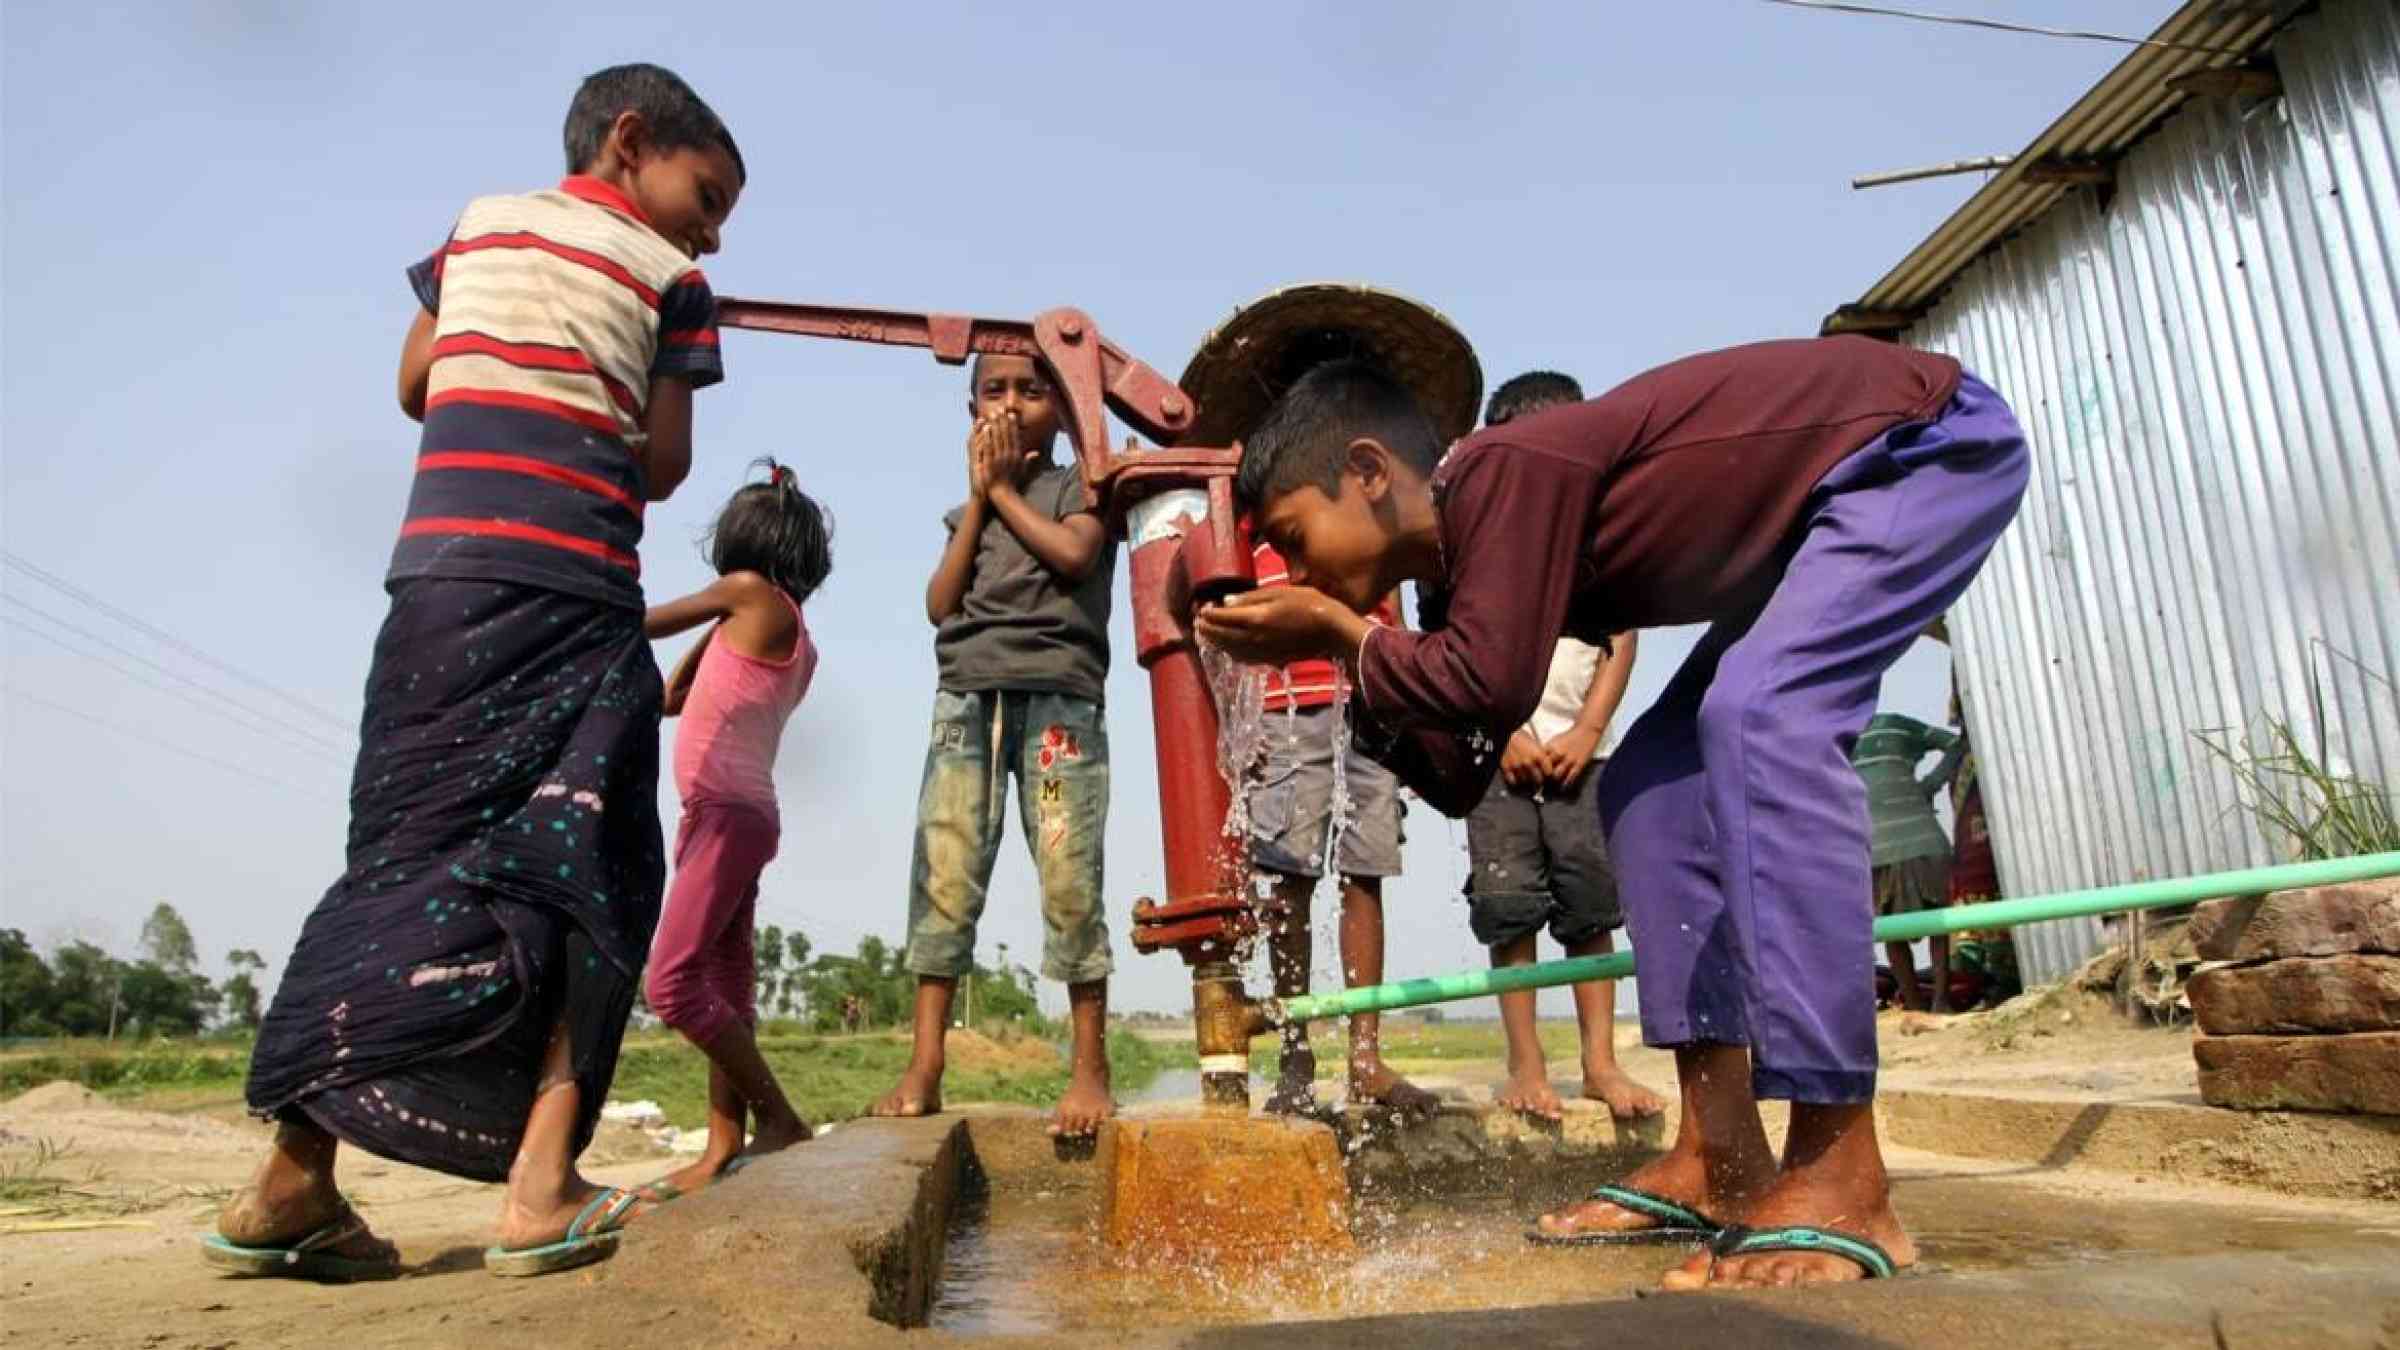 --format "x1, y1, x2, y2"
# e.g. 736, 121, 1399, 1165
873, 353, 1118, 1139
